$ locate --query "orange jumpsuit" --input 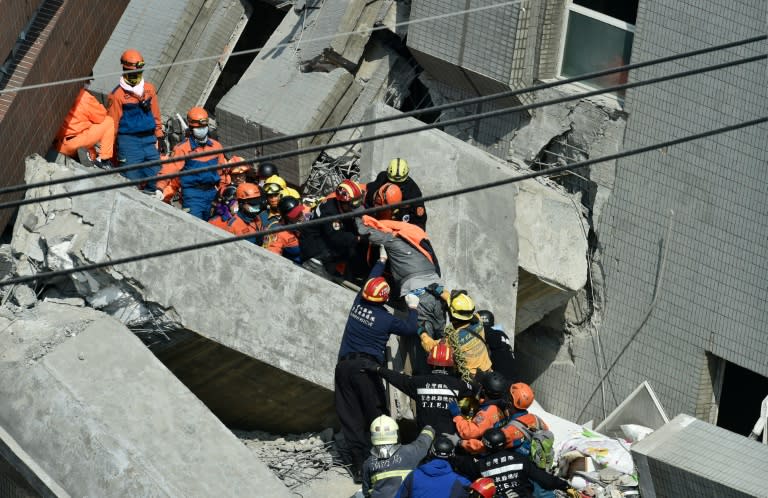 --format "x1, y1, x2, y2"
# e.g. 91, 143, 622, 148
454, 402, 507, 445
55, 88, 115, 160
209, 212, 263, 244
264, 229, 301, 263
461, 411, 547, 454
